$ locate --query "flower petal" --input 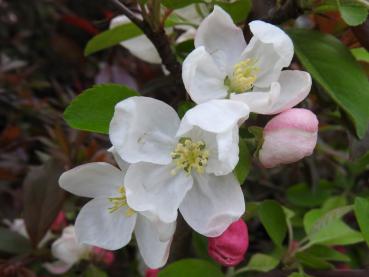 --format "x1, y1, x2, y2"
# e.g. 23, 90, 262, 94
195, 6, 246, 73
43, 260, 73, 275
266, 70, 312, 114
179, 173, 245, 237
59, 162, 124, 198
110, 15, 161, 64
242, 20, 293, 87
75, 198, 137, 250
109, 96, 179, 165
177, 99, 250, 135
230, 82, 281, 114
135, 215, 173, 269
182, 47, 227, 104
124, 163, 193, 223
